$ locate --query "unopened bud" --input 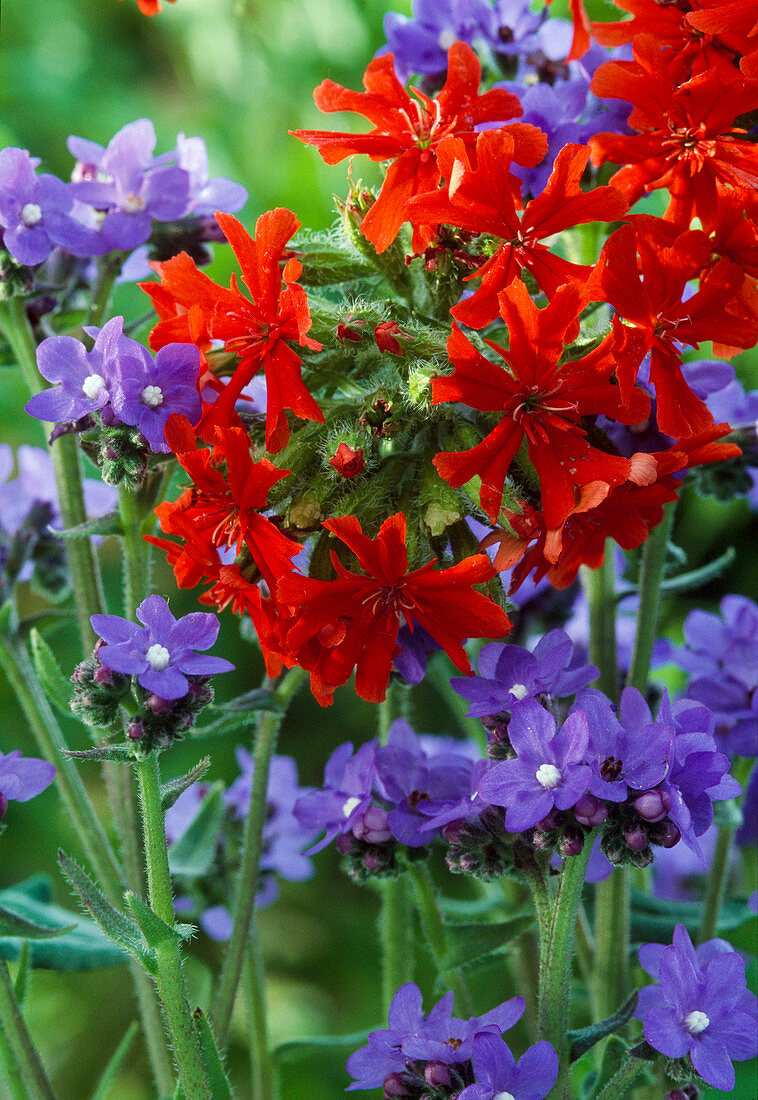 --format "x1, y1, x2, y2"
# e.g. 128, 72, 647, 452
633, 789, 672, 822
558, 829, 585, 857
574, 794, 608, 827
624, 827, 648, 851
424, 1061, 451, 1088
127, 719, 145, 741
146, 693, 174, 715
329, 442, 365, 479
656, 820, 681, 848
382, 1072, 411, 1098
